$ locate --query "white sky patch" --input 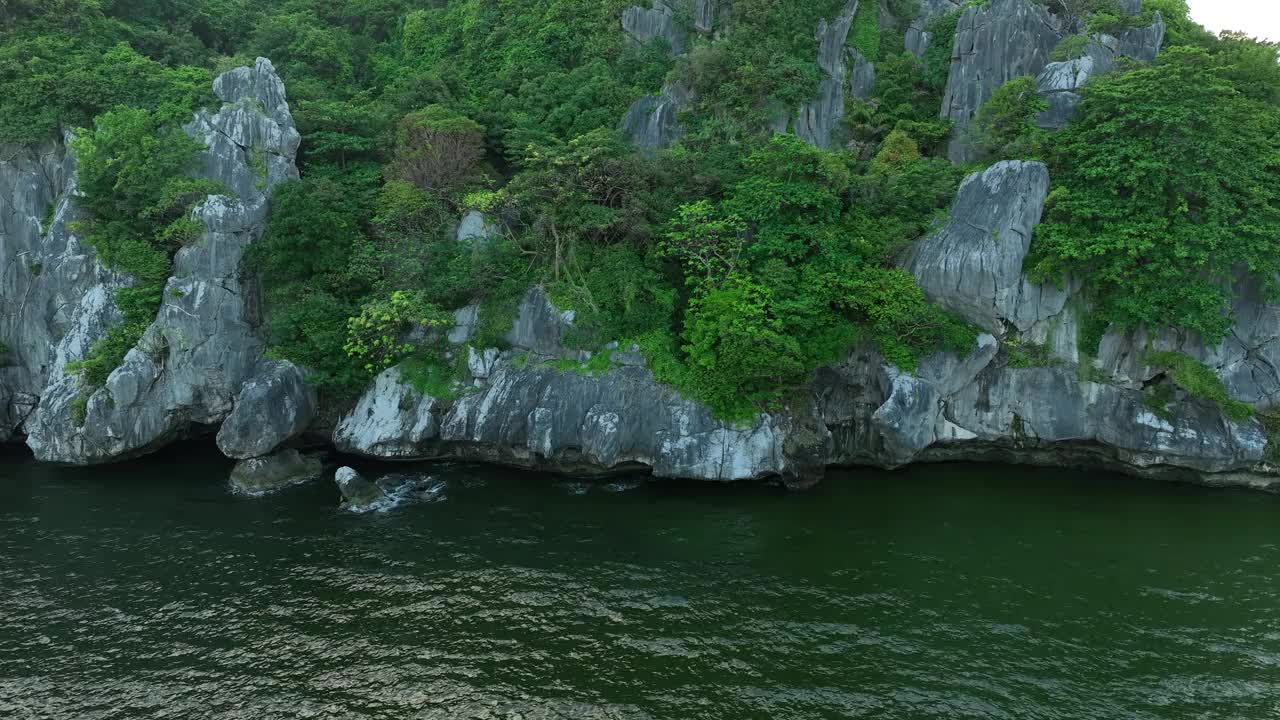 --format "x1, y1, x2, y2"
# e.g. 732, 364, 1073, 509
1187, 0, 1280, 42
